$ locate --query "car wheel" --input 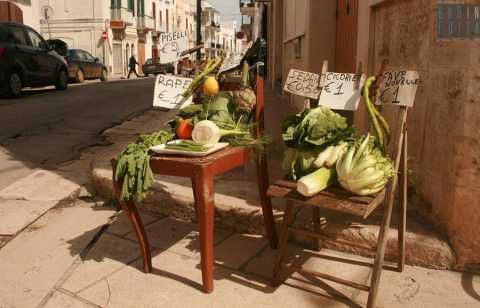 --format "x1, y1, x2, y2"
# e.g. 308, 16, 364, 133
100, 69, 108, 82
7, 72, 22, 98
55, 69, 68, 90
76, 69, 84, 83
